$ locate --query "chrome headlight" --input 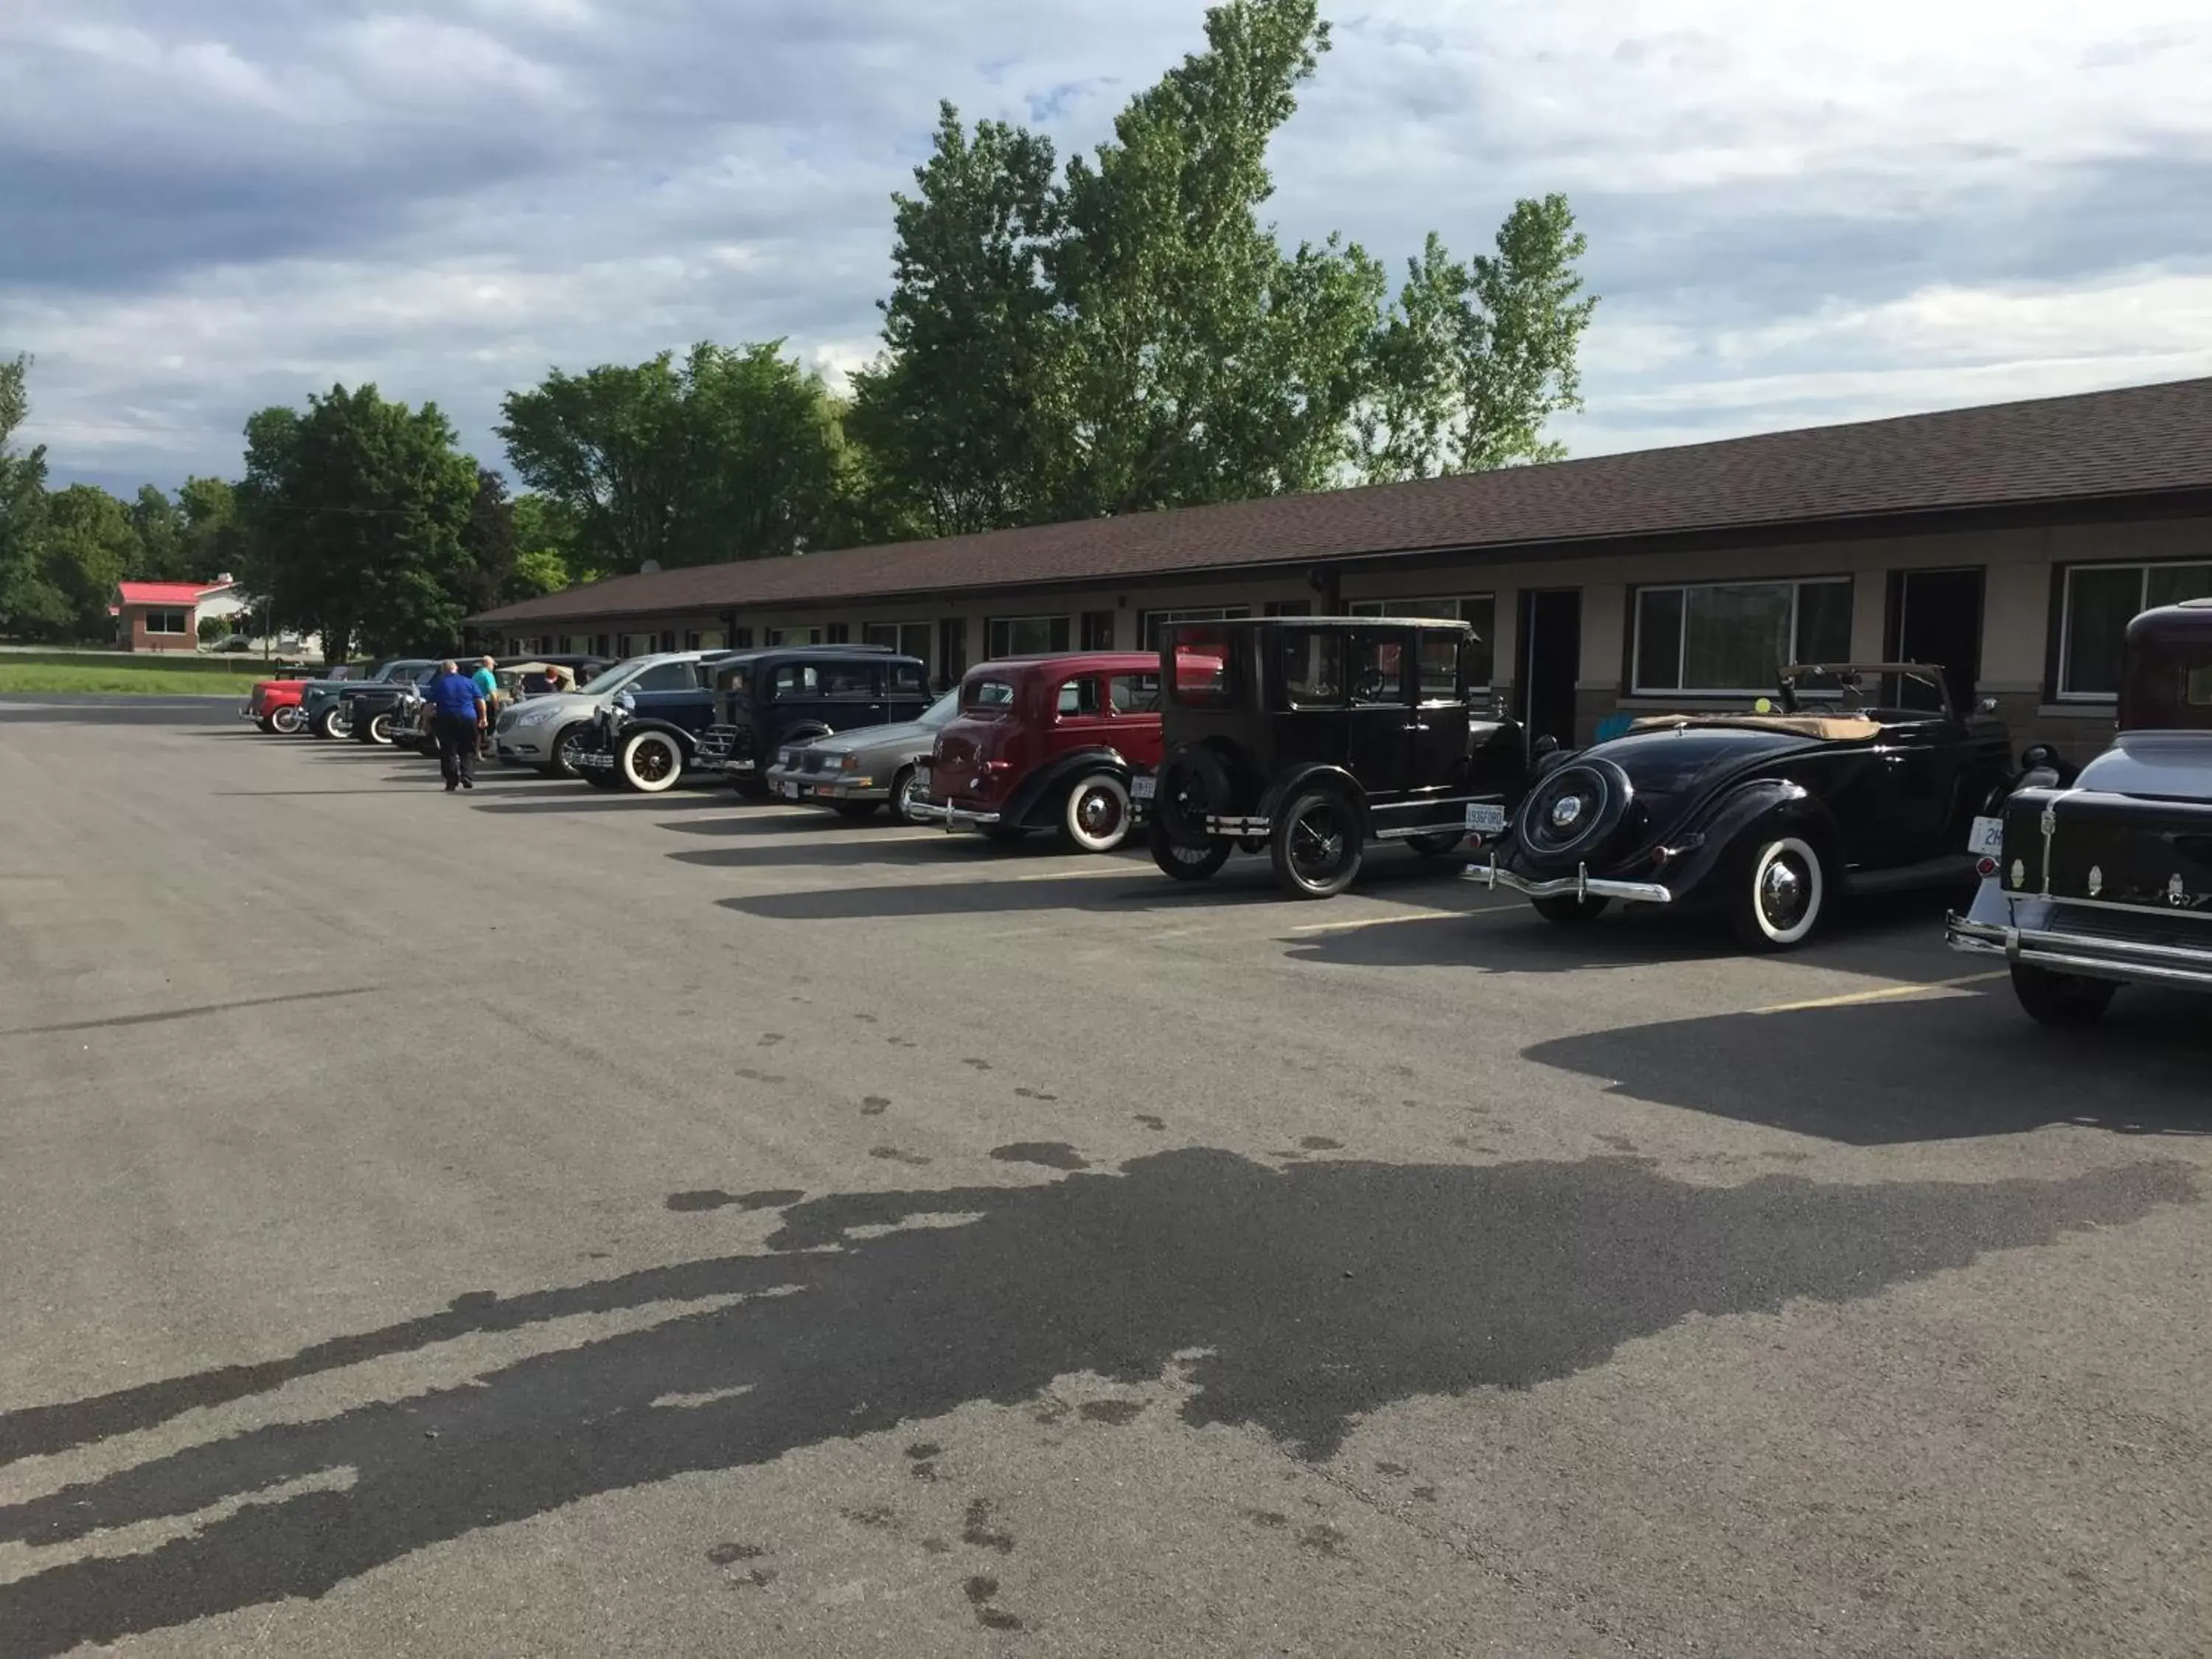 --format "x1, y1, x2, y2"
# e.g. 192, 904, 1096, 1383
515, 703, 560, 728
